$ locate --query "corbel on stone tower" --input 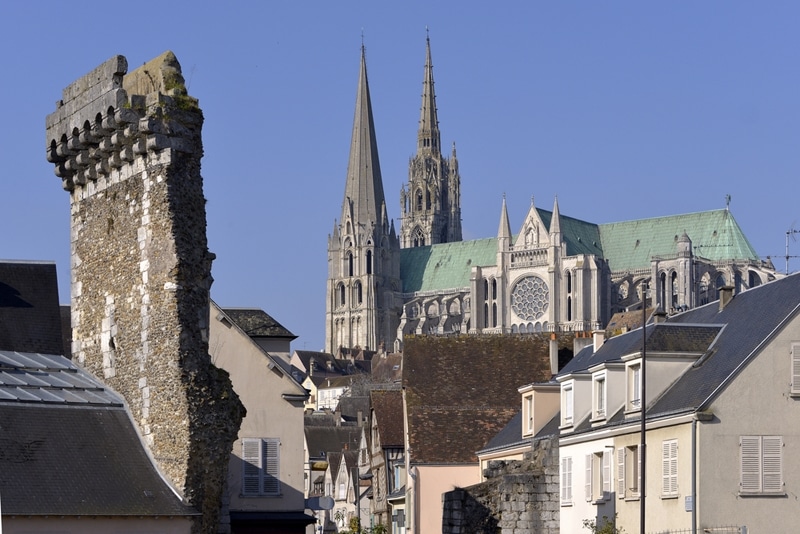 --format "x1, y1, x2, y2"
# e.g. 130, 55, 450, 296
46, 52, 244, 534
